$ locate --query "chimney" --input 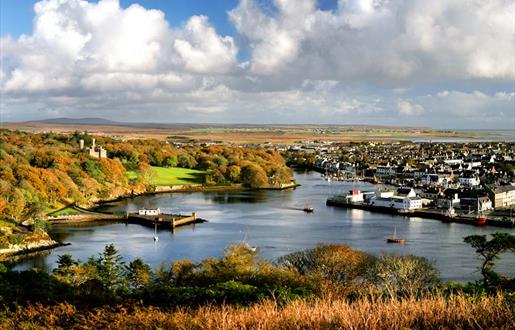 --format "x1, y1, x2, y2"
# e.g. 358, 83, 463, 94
79, 139, 84, 150
92, 138, 96, 148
